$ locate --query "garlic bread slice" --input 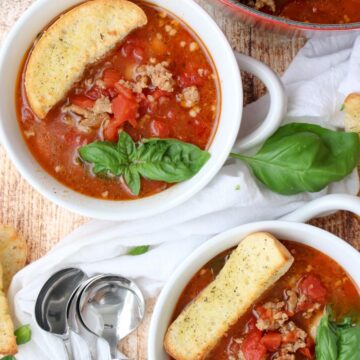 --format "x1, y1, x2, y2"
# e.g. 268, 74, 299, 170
164, 232, 294, 360
25, 0, 147, 119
